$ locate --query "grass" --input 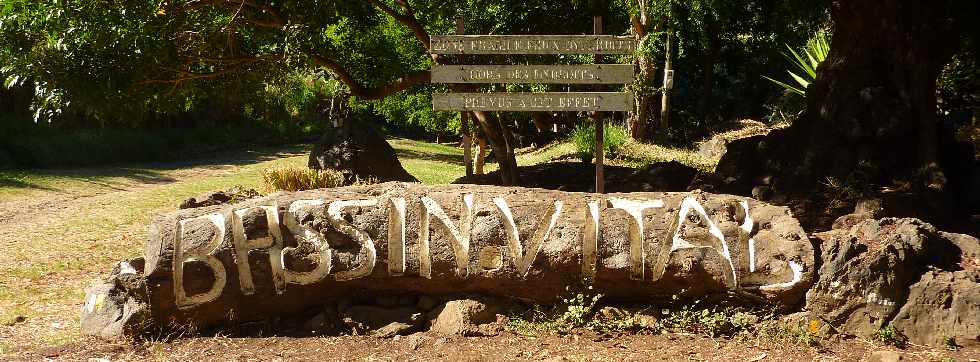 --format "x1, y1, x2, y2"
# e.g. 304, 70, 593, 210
513, 139, 715, 172
0, 137, 713, 355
